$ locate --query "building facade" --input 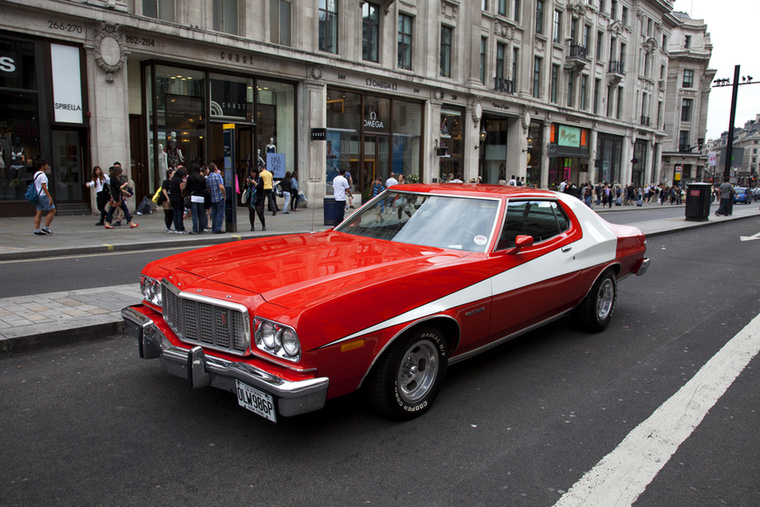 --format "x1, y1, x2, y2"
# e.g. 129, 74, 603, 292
0, 0, 693, 217
660, 10, 715, 186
